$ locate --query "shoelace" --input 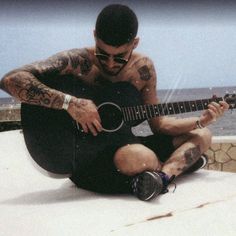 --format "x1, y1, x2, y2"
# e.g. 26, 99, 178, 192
131, 172, 177, 194
159, 172, 176, 194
